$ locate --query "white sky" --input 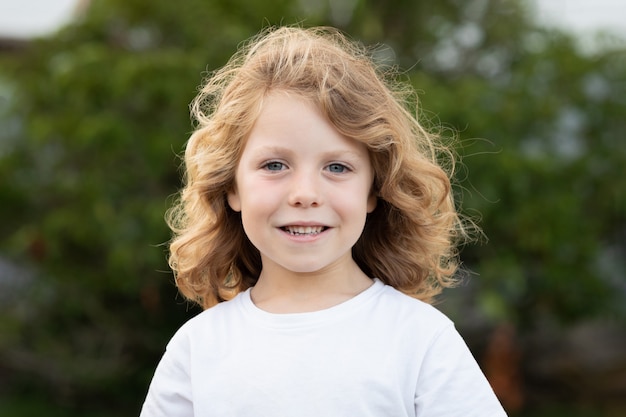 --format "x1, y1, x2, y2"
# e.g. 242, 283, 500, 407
0, 0, 78, 38
533, 0, 626, 36
0, 0, 624, 39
